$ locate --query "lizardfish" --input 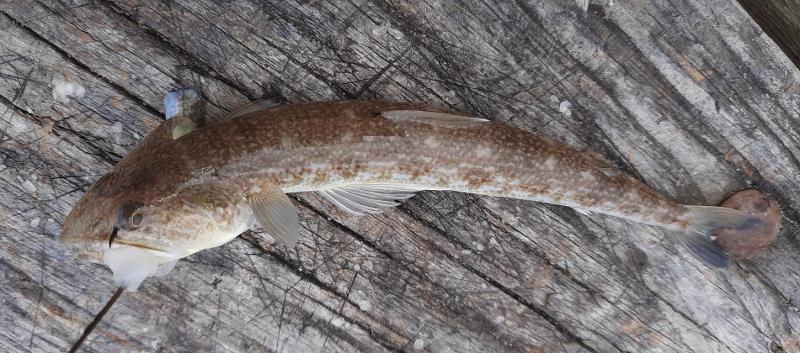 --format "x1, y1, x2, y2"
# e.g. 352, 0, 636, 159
60, 89, 756, 290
